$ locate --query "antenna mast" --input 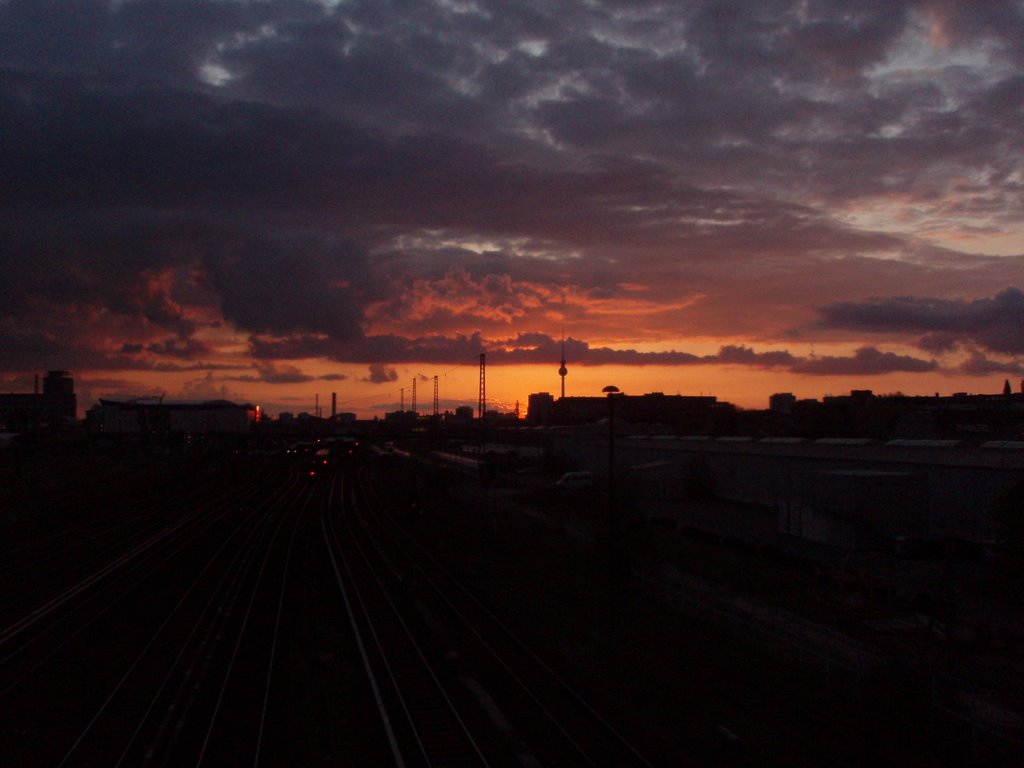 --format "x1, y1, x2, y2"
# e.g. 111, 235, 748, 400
478, 353, 486, 420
